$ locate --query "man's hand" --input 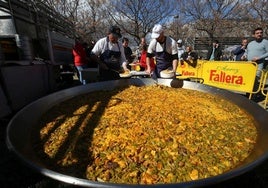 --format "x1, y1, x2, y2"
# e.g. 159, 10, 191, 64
252, 57, 259, 62
241, 55, 247, 61
122, 62, 130, 72
146, 66, 152, 75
